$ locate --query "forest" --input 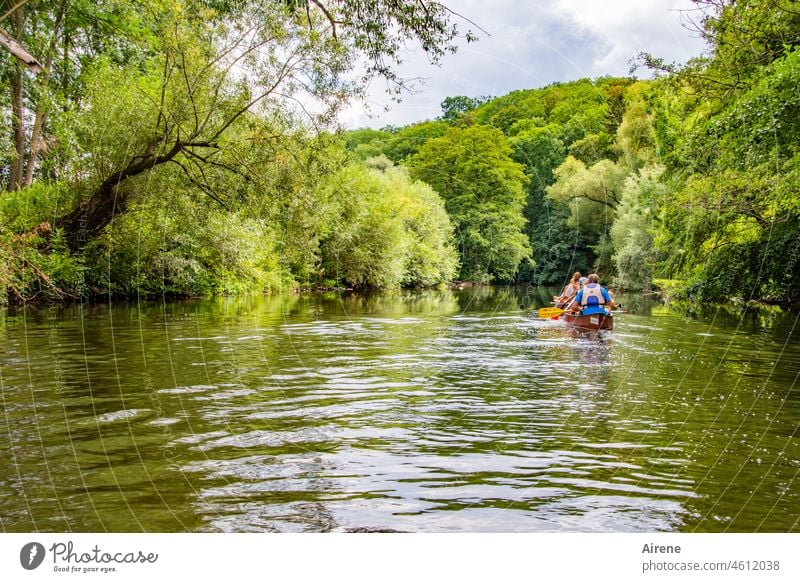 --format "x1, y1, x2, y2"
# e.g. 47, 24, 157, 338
1, 0, 798, 307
